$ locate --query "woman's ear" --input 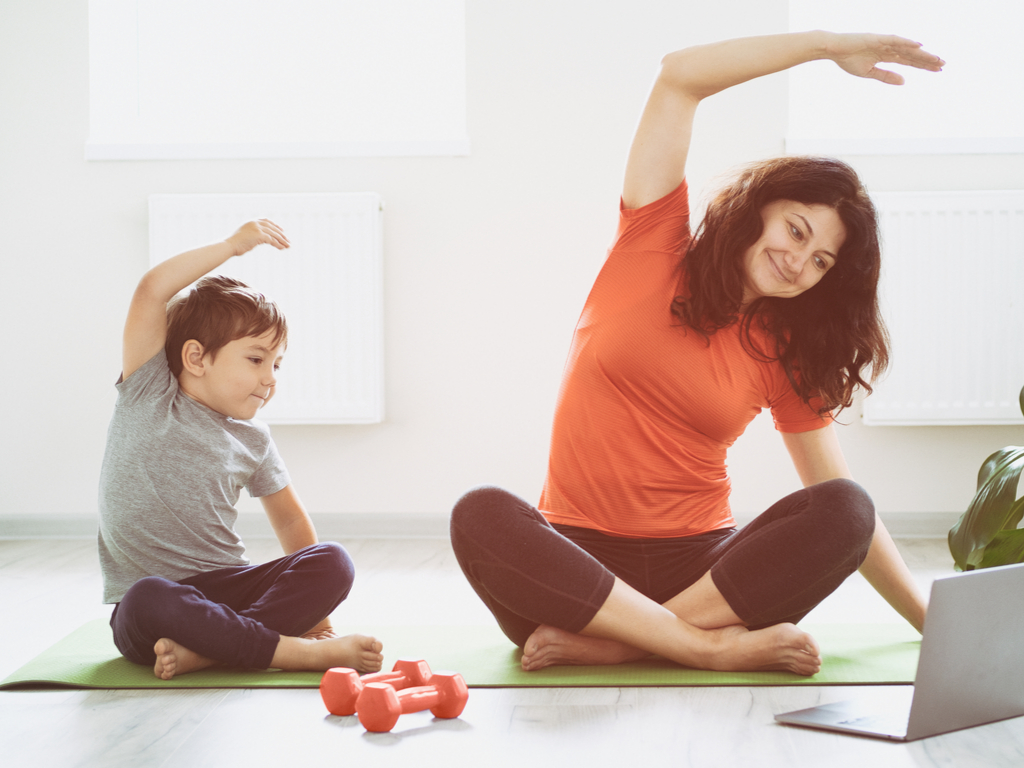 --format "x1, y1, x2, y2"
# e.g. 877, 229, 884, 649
180, 340, 207, 377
